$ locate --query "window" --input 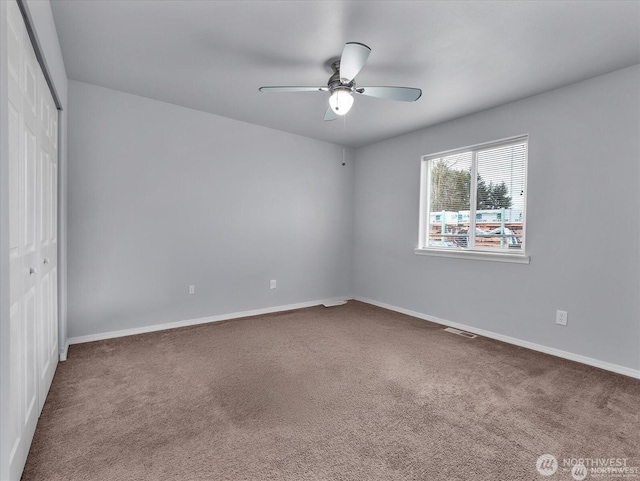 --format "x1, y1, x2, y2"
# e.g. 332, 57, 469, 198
417, 136, 528, 262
